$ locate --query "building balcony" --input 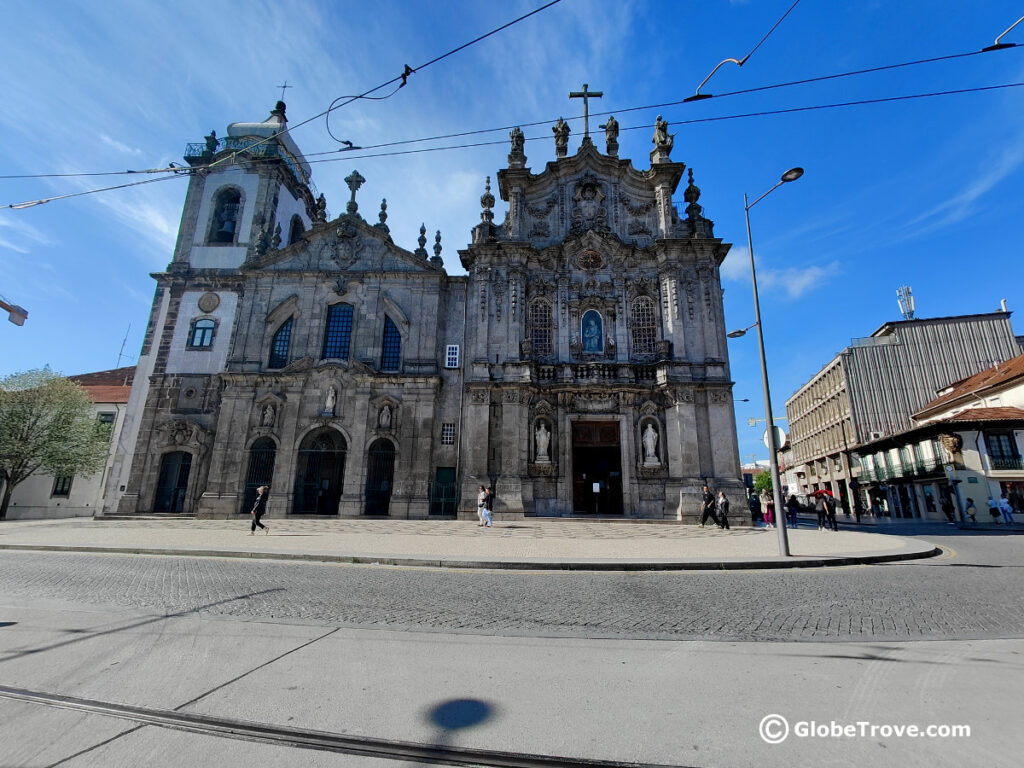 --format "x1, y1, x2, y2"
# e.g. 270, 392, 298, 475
184, 136, 307, 184
529, 362, 665, 385
990, 457, 1024, 471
